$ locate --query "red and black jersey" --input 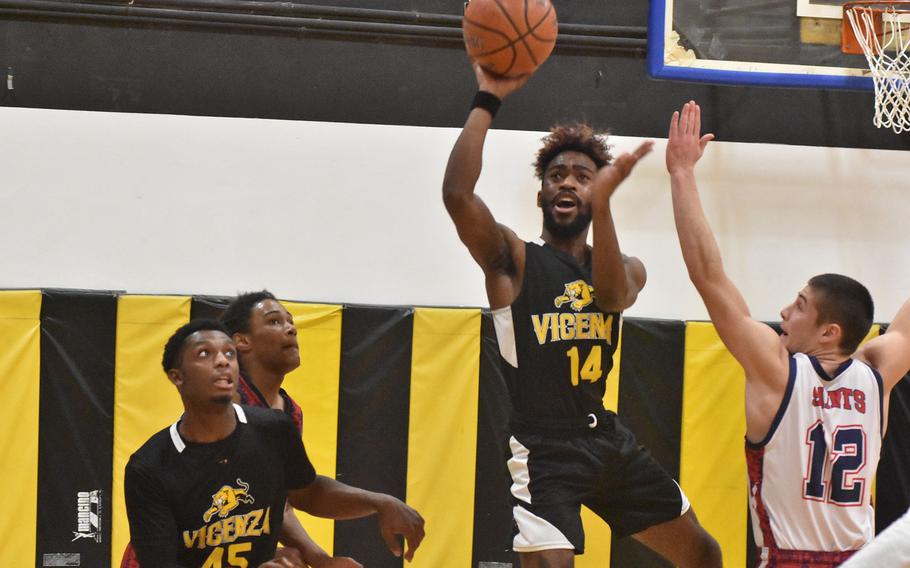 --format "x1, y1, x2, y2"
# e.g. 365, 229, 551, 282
237, 375, 304, 435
